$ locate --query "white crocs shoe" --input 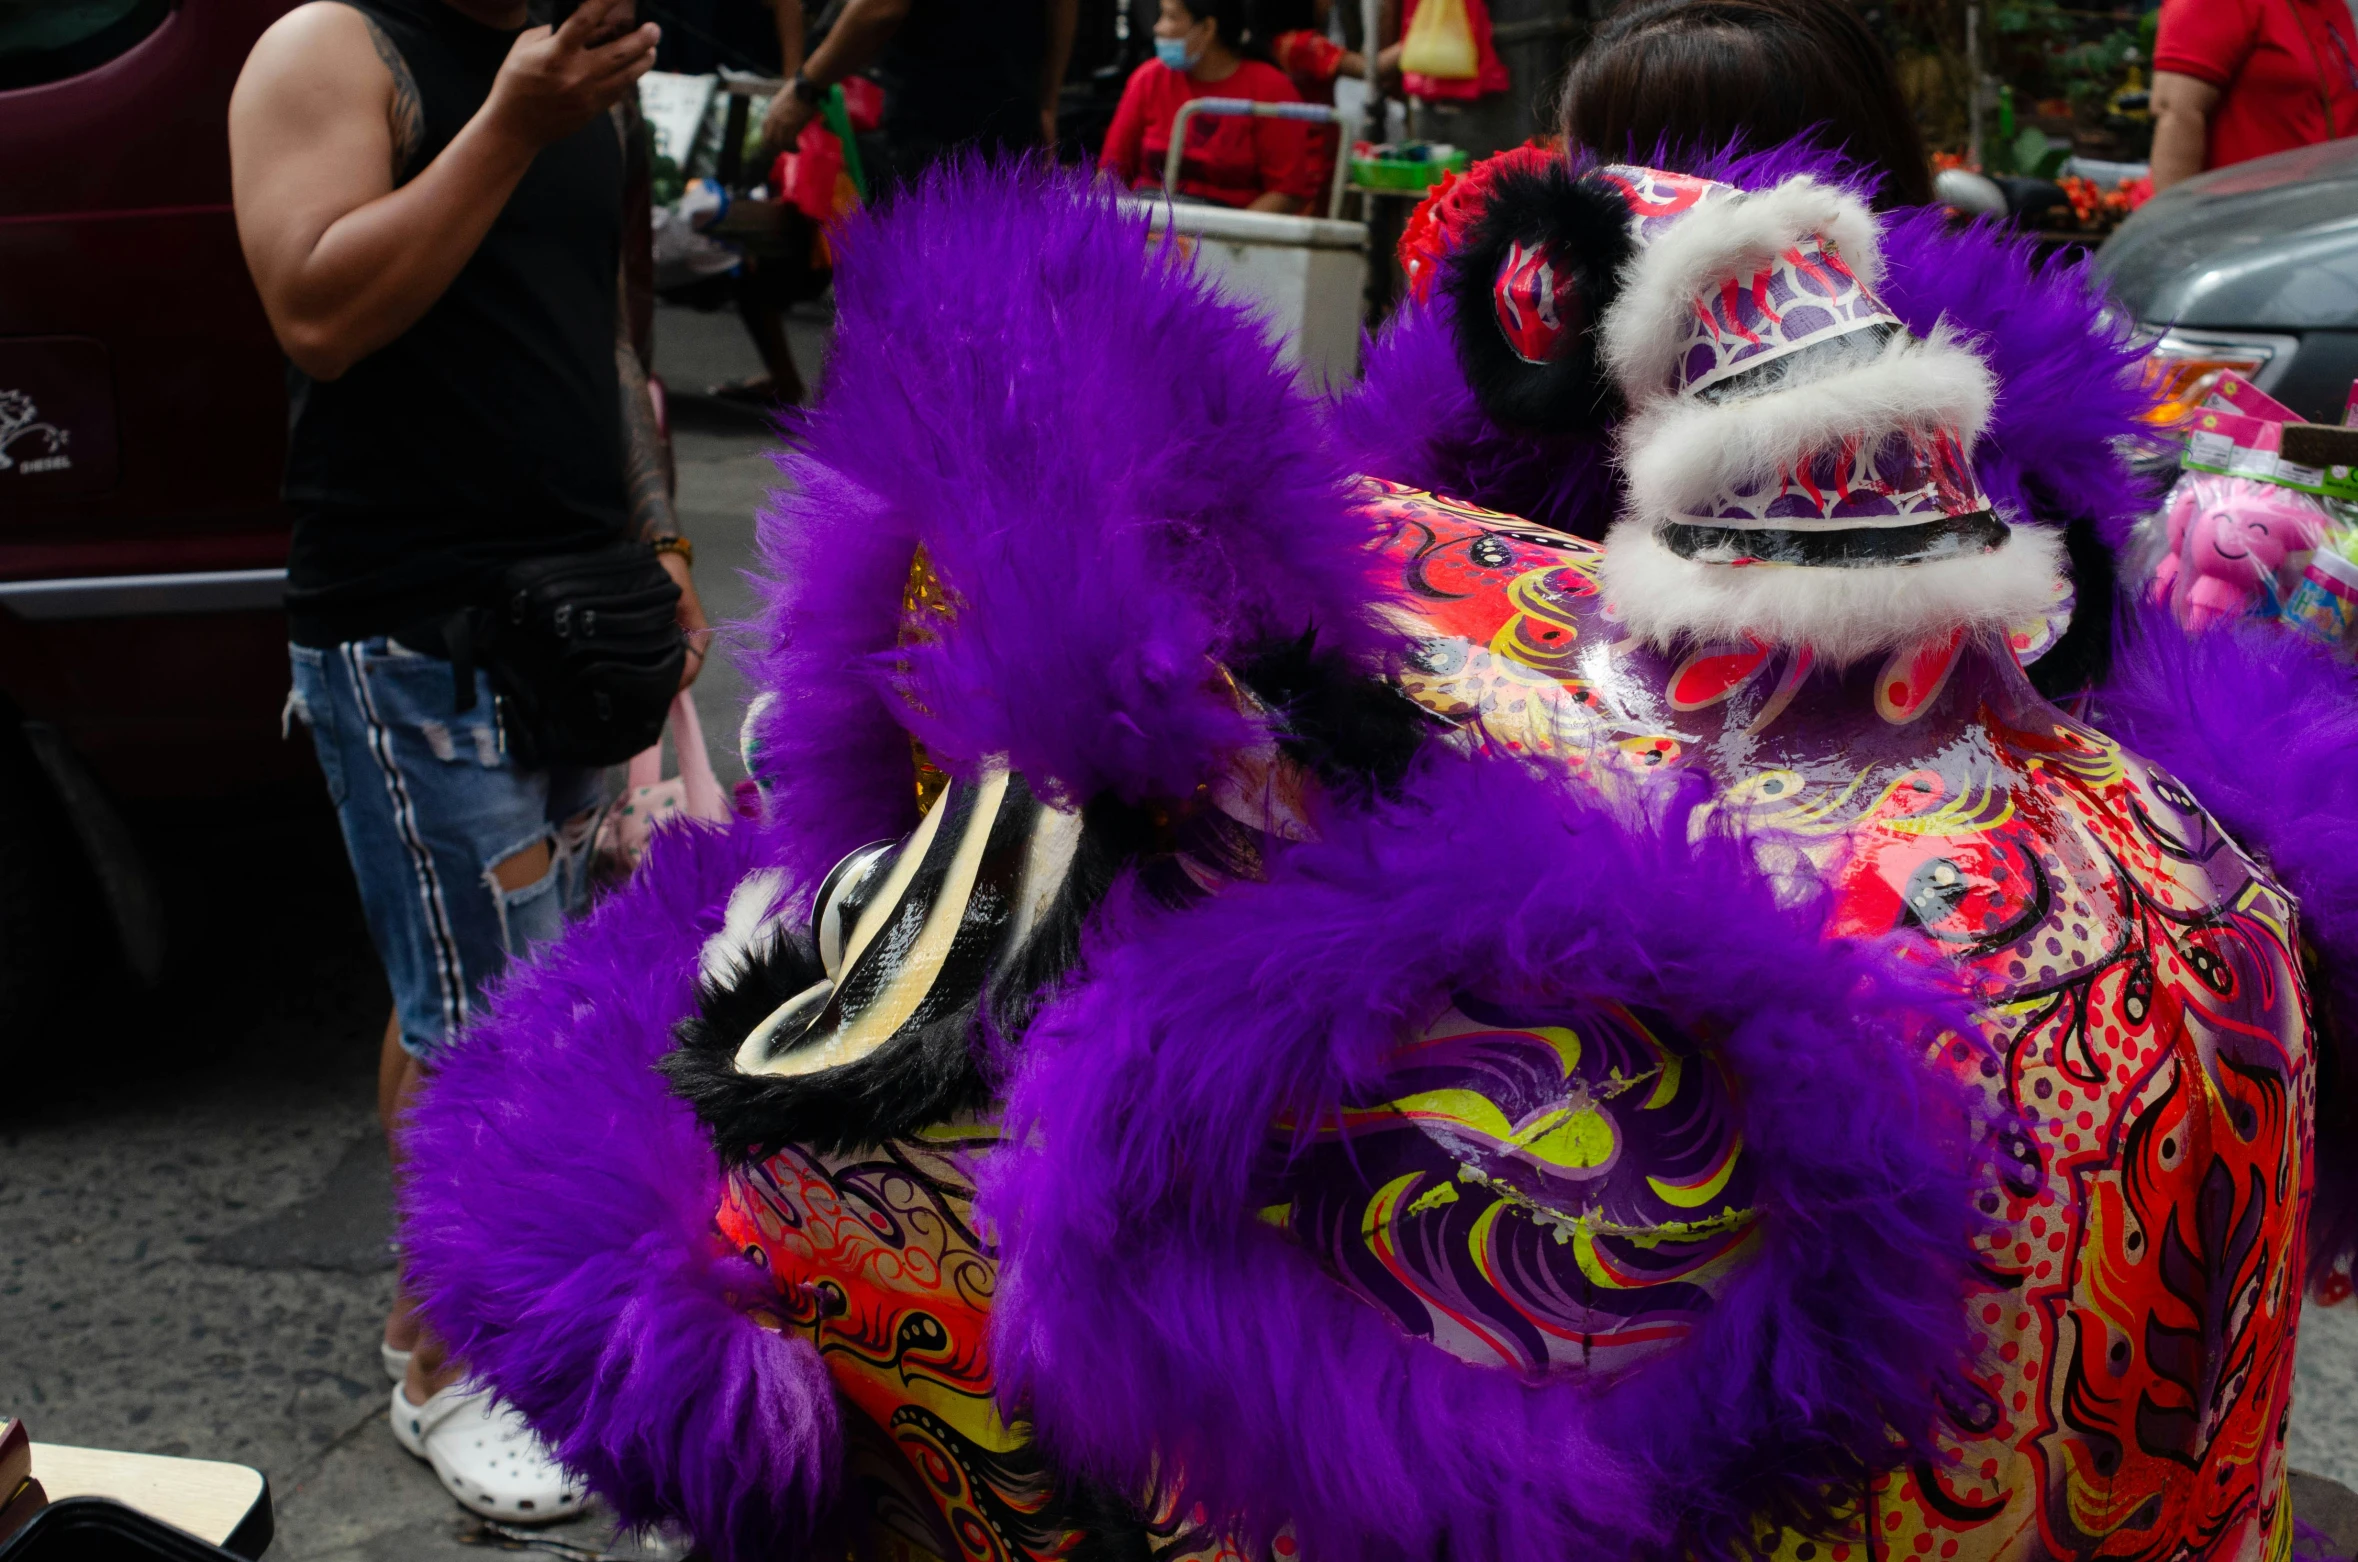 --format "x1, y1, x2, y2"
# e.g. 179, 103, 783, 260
389, 1381, 588, 1524
381, 1340, 413, 1383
